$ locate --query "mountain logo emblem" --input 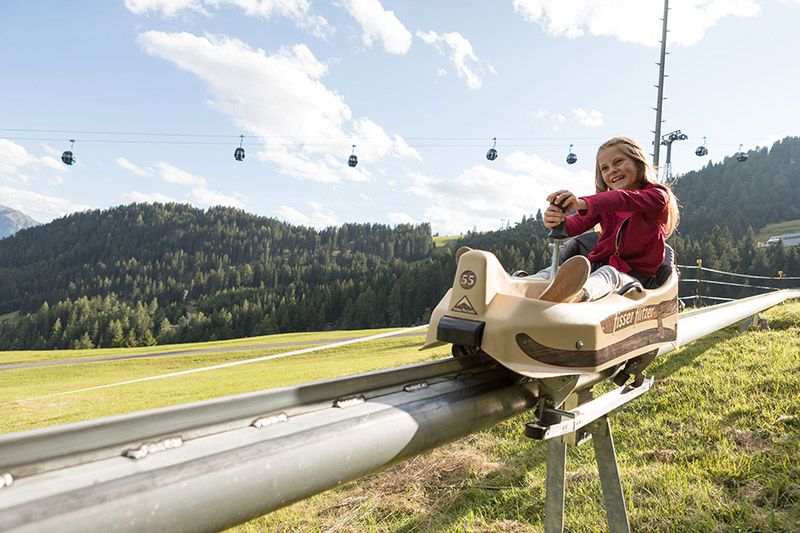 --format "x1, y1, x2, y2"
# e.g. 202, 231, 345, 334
451, 296, 477, 315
